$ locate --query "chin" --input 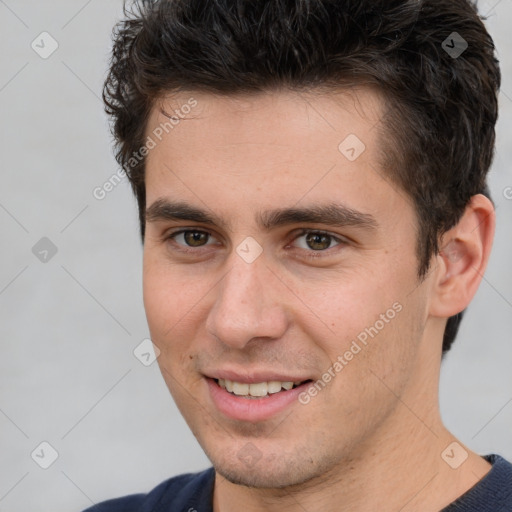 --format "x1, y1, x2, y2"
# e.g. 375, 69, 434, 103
204, 443, 327, 490
216, 462, 313, 489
